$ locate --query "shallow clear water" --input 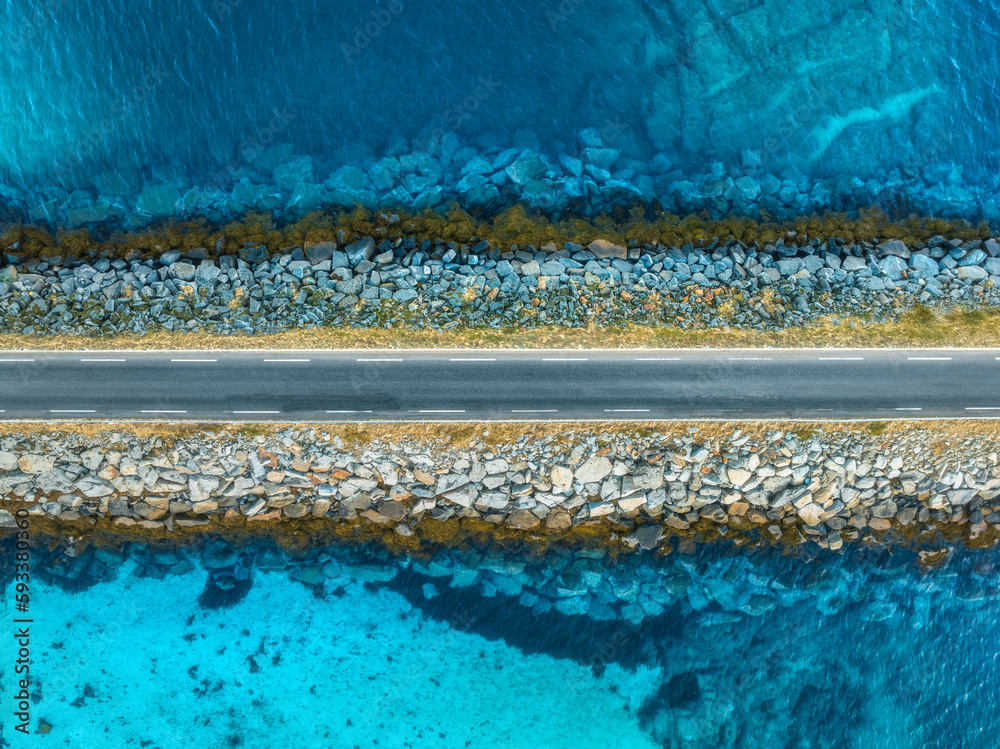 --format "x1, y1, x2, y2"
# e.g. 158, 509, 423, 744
0, 0, 998, 221
4, 537, 1000, 747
